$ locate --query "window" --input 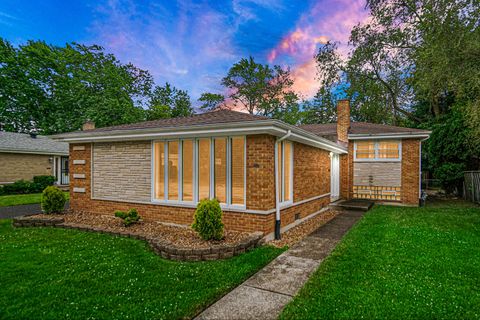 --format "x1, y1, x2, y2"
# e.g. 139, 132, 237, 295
182, 140, 194, 201
198, 138, 210, 200
355, 141, 375, 159
153, 137, 245, 207
277, 141, 293, 203
378, 141, 400, 159
354, 140, 401, 161
214, 138, 227, 203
